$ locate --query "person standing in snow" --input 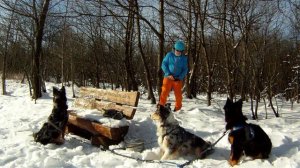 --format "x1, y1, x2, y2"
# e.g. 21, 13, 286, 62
159, 40, 188, 112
